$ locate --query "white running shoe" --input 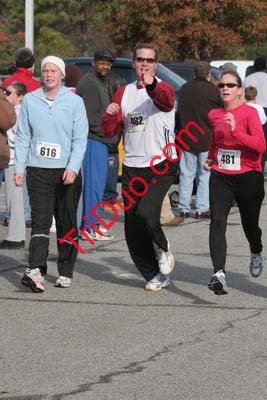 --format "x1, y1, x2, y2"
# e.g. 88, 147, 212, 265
81, 226, 113, 241
154, 241, 174, 275
55, 276, 71, 288
145, 273, 170, 291
249, 252, 263, 278
208, 269, 228, 295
